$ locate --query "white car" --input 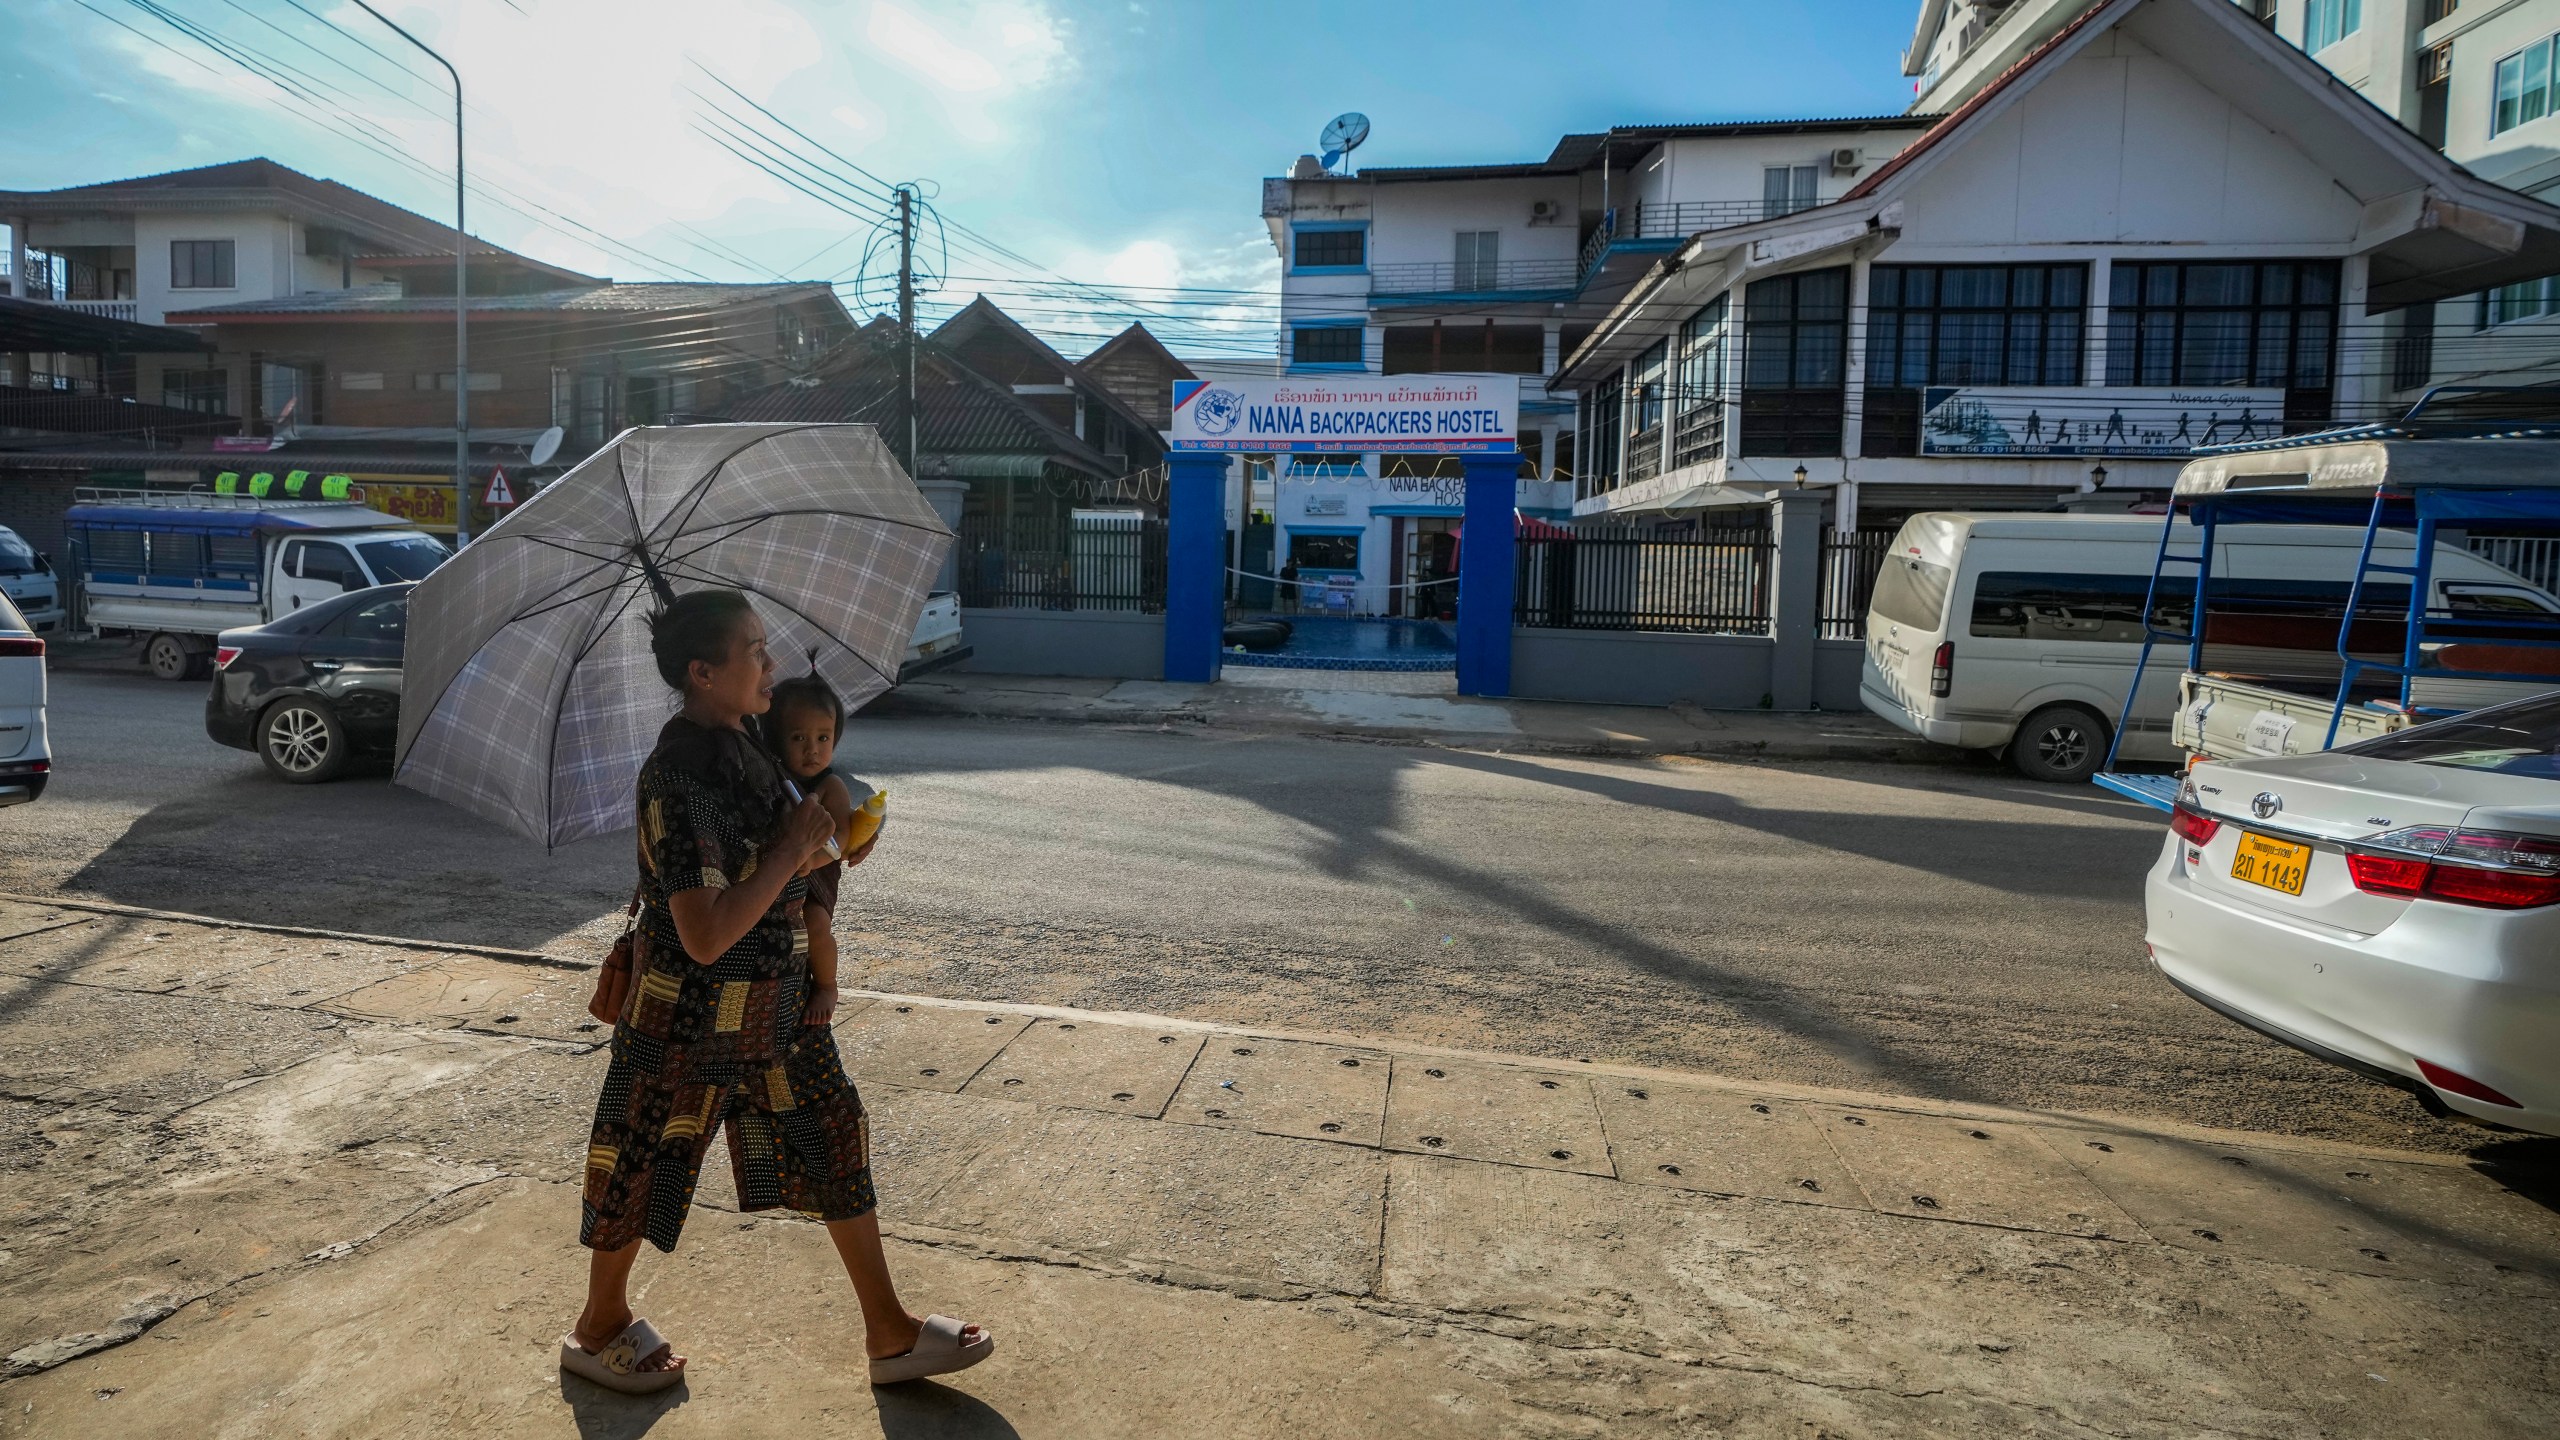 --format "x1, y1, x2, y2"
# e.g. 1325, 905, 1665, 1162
2145, 691, 2560, 1135
0, 590, 49, 806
